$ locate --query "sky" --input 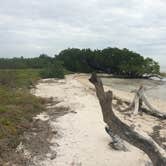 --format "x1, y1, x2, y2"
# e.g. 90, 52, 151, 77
0, 0, 166, 70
